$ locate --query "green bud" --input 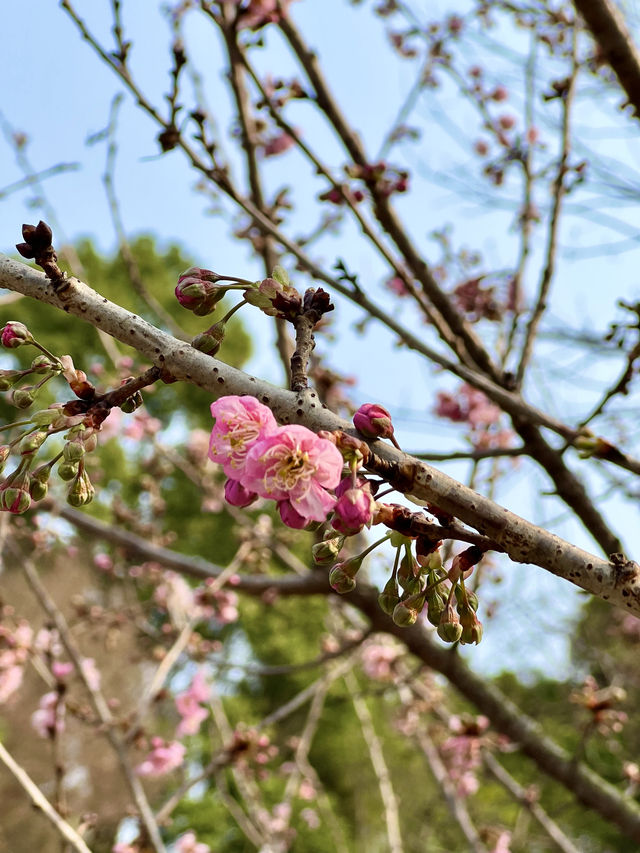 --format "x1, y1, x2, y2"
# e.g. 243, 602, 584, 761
30, 355, 55, 374
312, 535, 345, 566
120, 391, 143, 414
437, 605, 463, 644
63, 441, 85, 462
12, 388, 35, 409
426, 591, 446, 626
67, 470, 94, 507
392, 601, 419, 627
19, 430, 47, 456
378, 576, 400, 615
328, 566, 357, 594
192, 321, 226, 356
1, 486, 31, 514
0, 371, 18, 392
31, 464, 51, 484
454, 586, 479, 612
29, 478, 48, 501
58, 461, 79, 481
